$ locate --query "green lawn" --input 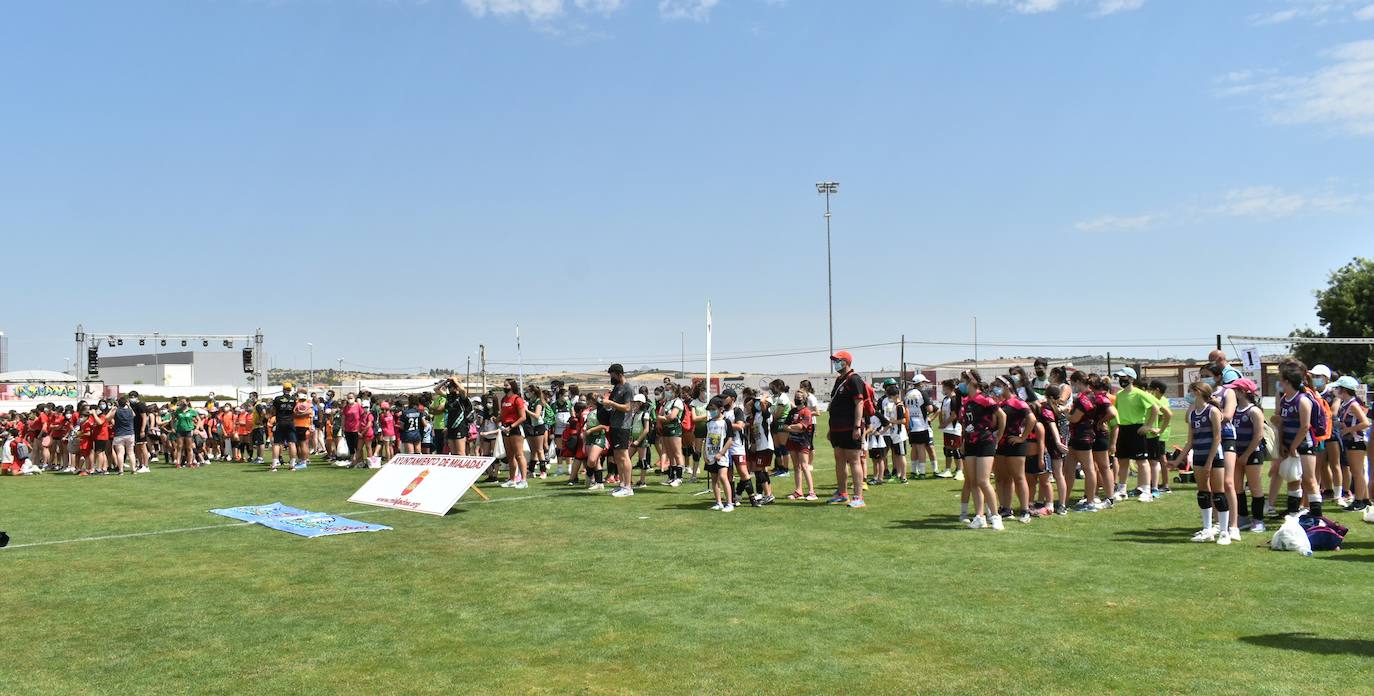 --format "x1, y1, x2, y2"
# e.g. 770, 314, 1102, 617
2, 424, 1370, 695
